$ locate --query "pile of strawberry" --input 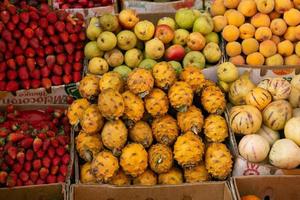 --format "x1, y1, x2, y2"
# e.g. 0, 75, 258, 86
10, 0, 48, 7
0, 1, 85, 92
0, 105, 71, 187
55, 0, 113, 9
